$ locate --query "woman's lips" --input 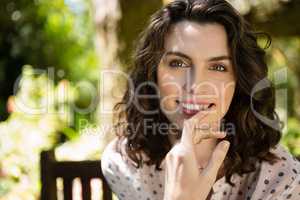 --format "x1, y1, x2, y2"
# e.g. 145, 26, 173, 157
182, 108, 199, 117
181, 103, 215, 118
